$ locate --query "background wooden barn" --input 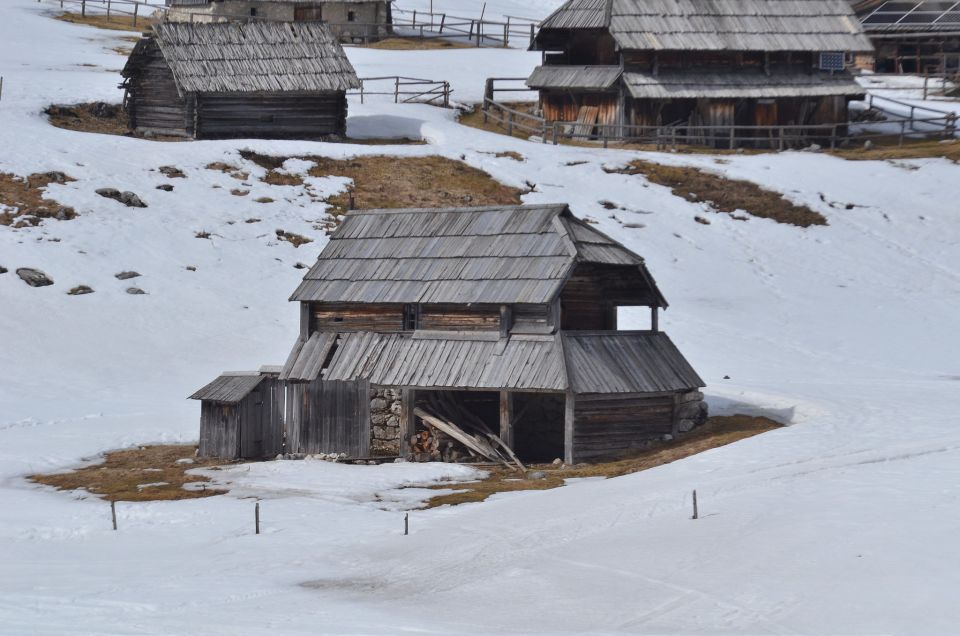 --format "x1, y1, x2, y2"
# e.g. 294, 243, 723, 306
528, 0, 874, 147
190, 367, 284, 459
165, 0, 393, 43
120, 21, 360, 139
275, 203, 707, 465
853, 0, 960, 74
